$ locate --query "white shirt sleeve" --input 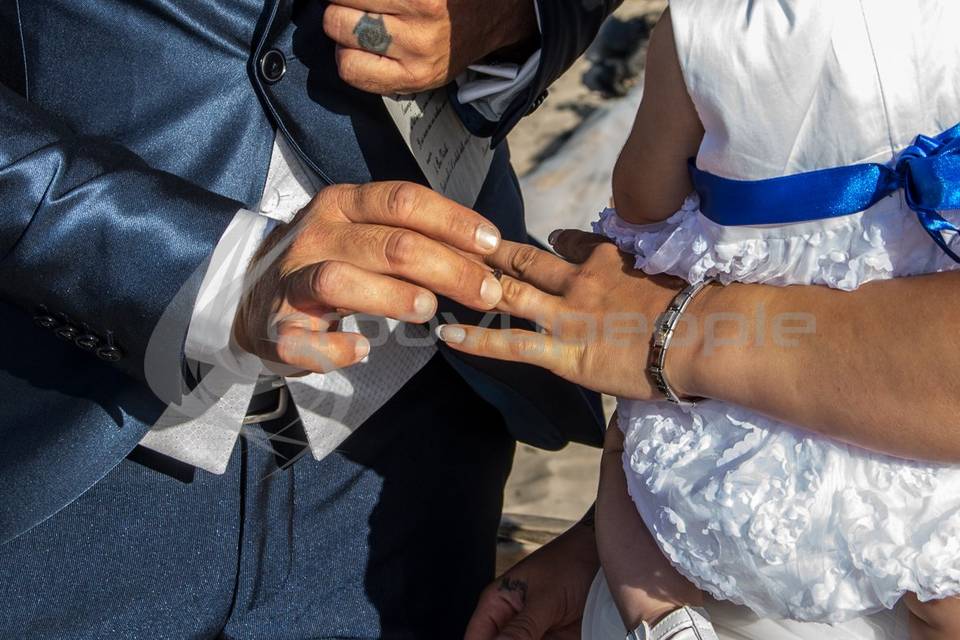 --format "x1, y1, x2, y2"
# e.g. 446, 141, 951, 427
183, 208, 276, 372
455, 1, 543, 121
